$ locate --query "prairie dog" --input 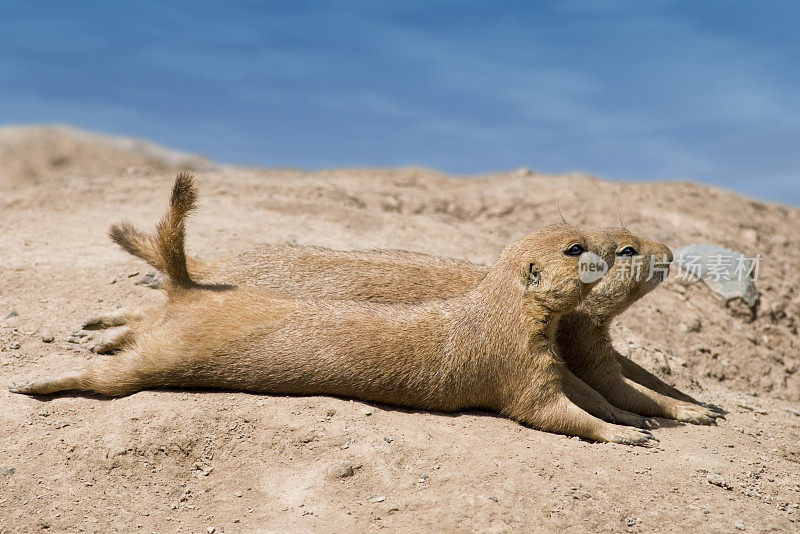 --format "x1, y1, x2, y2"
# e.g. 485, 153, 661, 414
11, 174, 657, 445
193, 236, 720, 424
555, 229, 722, 423
99, 224, 719, 424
